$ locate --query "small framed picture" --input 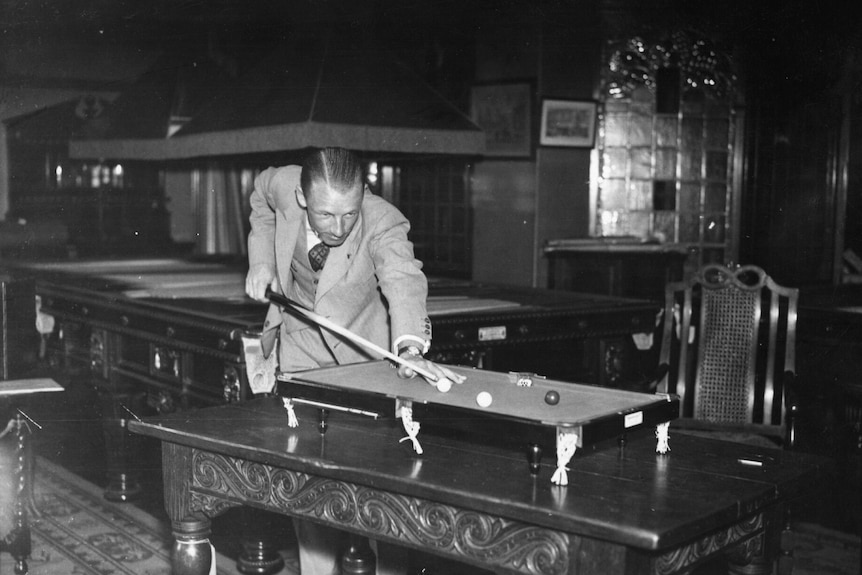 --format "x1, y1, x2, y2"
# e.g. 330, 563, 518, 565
470, 82, 533, 158
539, 99, 597, 148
